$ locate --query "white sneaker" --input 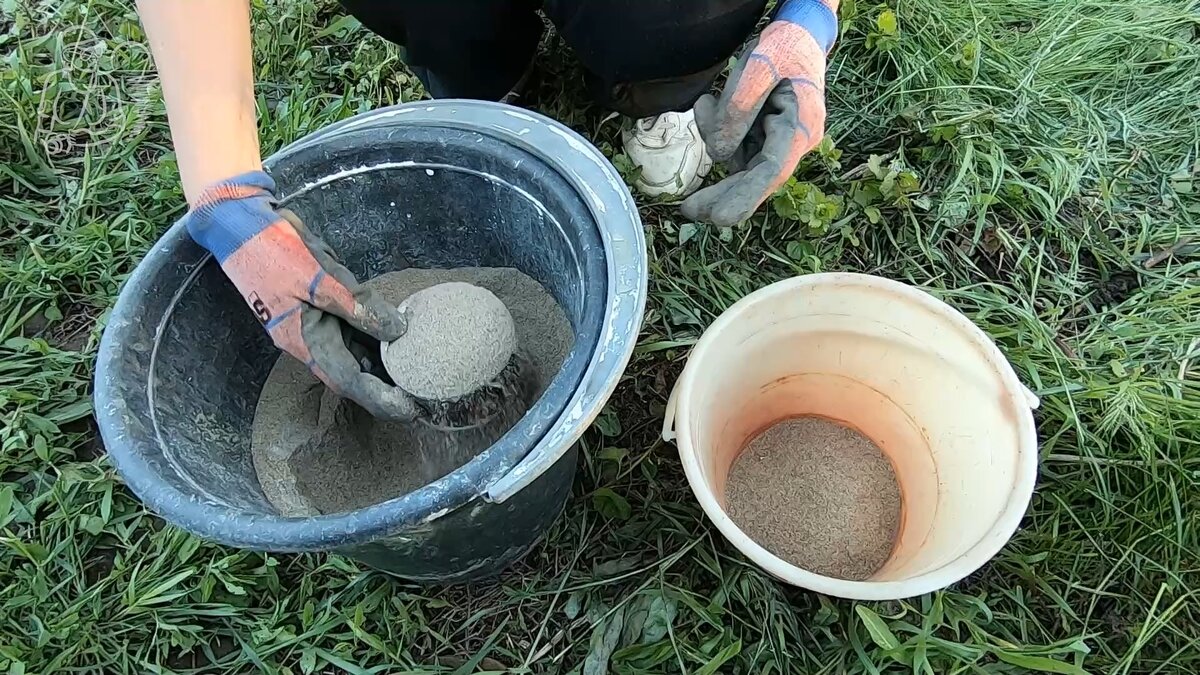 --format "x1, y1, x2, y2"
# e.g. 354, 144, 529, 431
622, 109, 713, 198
